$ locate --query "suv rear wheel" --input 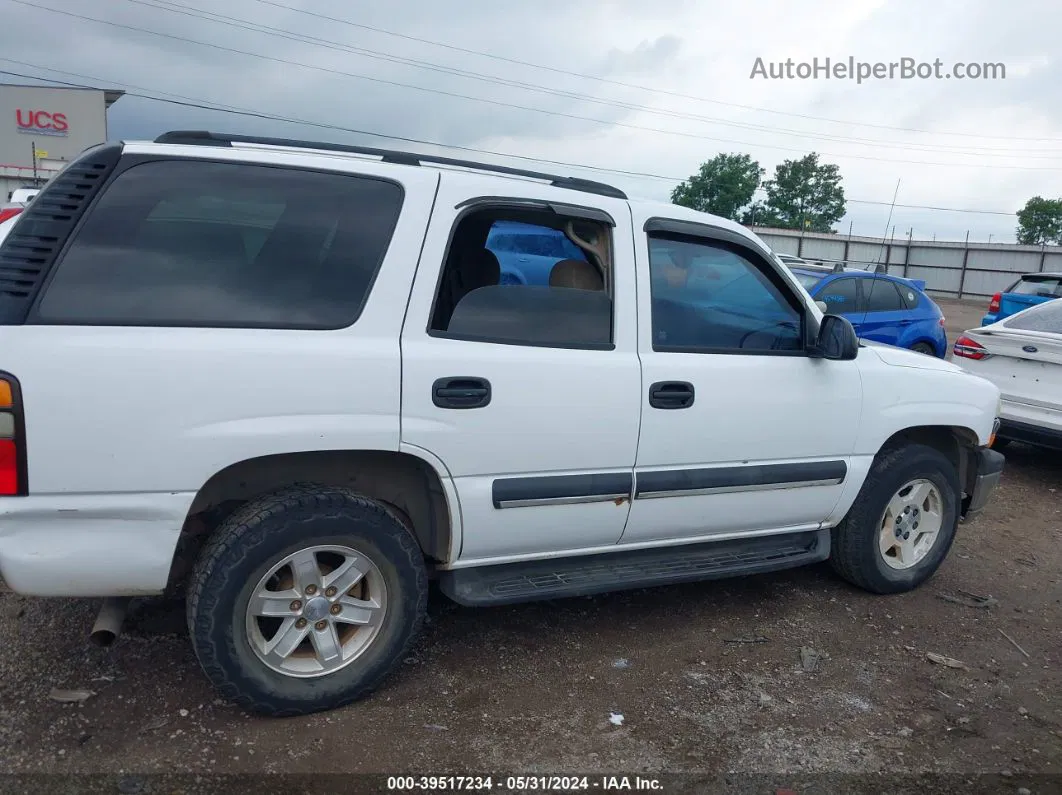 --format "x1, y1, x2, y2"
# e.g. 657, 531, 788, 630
187, 485, 428, 716
829, 443, 960, 594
